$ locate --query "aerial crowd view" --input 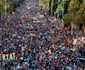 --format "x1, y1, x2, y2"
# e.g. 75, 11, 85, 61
0, 0, 85, 70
